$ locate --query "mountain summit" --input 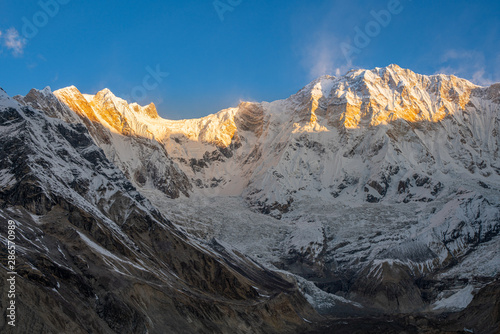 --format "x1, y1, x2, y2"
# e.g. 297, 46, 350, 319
3, 65, 500, 333
24, 65, 498, 209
